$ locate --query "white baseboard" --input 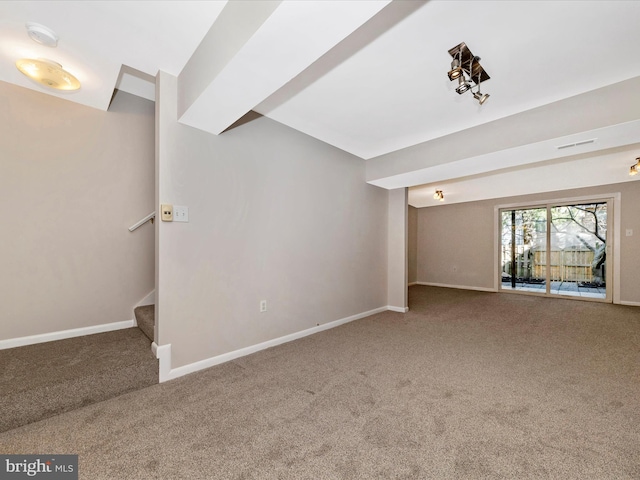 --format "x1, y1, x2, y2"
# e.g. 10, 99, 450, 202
0, 319, 136, 350
388, 305, 409, 313
416, 282, 497, 293
618, 300, 640, 307
137, 290, 155, 307
408, 282, 418, 287
156, 306, 389, 383
153, 343, 172, 382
